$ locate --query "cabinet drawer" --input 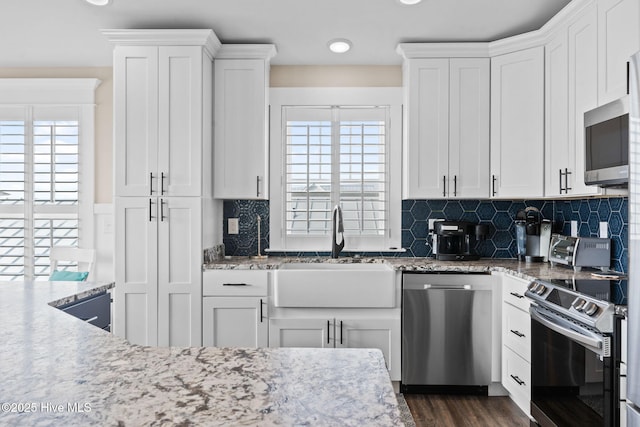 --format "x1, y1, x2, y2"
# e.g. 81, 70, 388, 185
203, 270, 269, 296
502, 346, 531, 416
503, 303, 531, 361
502, 275, 531, 312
